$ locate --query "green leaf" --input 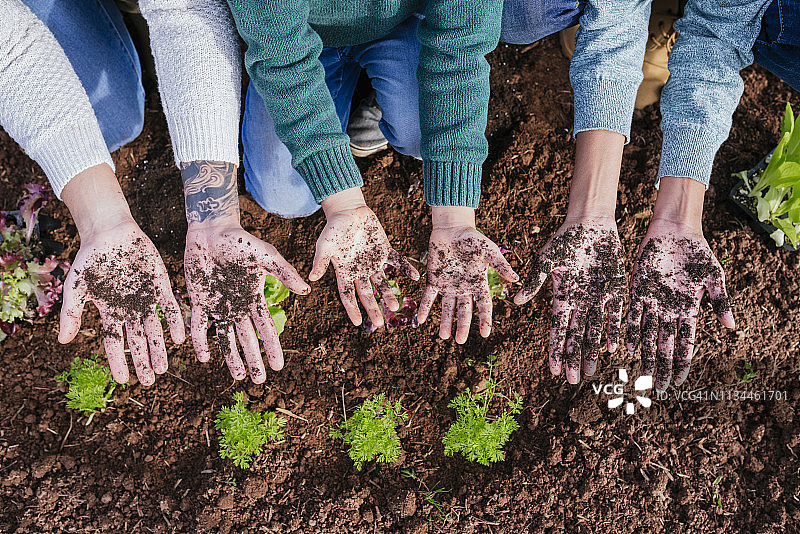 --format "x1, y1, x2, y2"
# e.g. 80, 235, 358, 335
330, 393, 407, 470
771, 217, 799, 248
269, 305, 287, 336
215, 392, 287, 469
264, 275, 289, 306
780, 102, 794, 139
58, 356, 116, 415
